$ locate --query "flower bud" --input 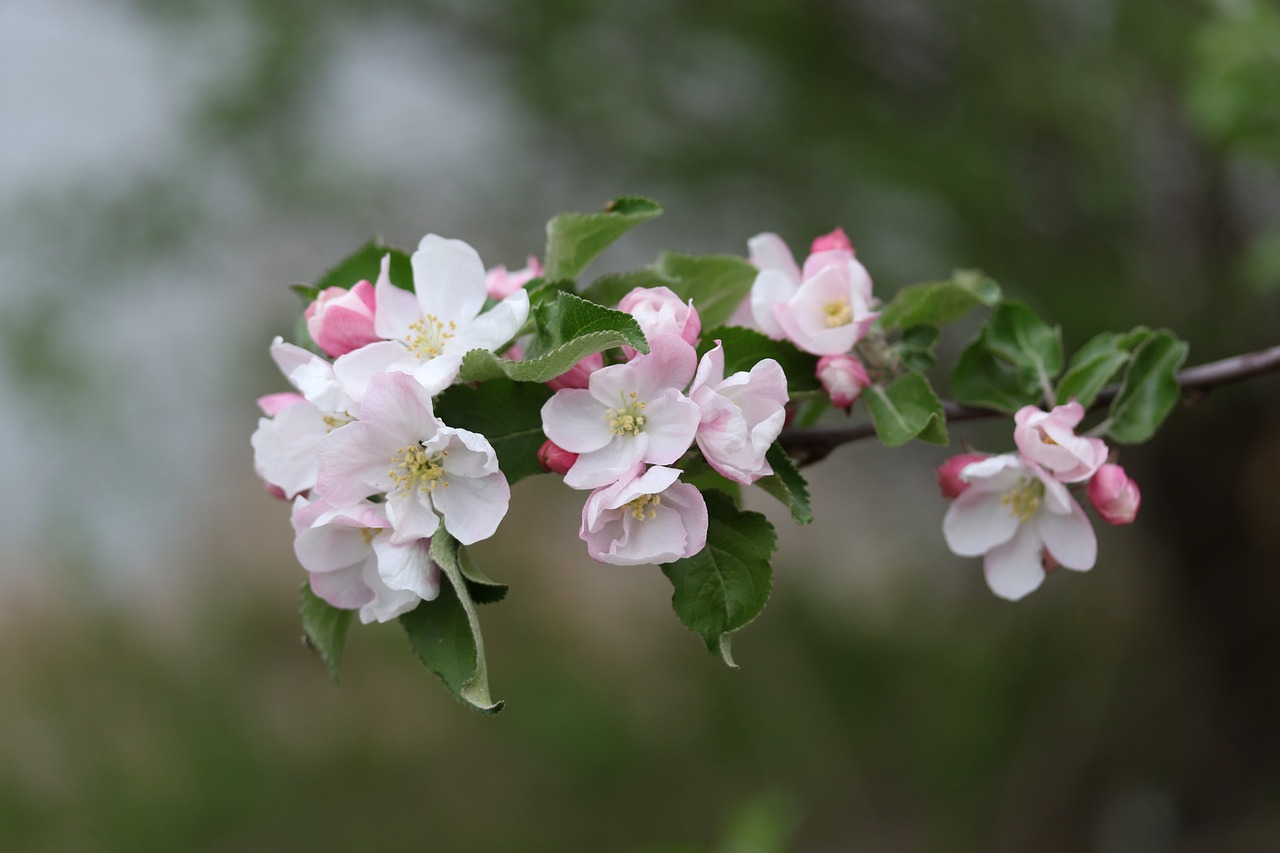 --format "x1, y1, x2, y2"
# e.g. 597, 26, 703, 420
538, 439, 578, 476
936, 453, 989, 499
618, 286, 701, 358
1088, 463, 1140, 525
815, 353, 870, 409
486, 256, 543, 300
810, 227, 854, 256
546, 352, 604, 391
304, 280, 379, 357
